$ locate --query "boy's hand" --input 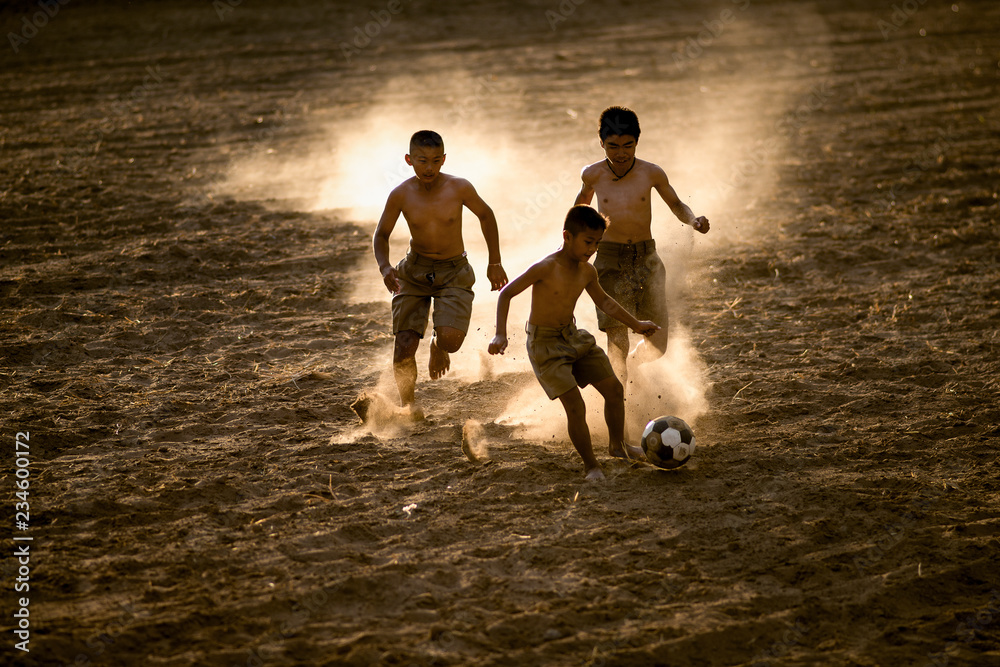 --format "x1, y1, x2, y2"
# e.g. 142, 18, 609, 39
380, 266, 400, 294
633, 321, 660, 337
692, 216, 710, 234
486, 263, 508, 291
488, 335, 508, 355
